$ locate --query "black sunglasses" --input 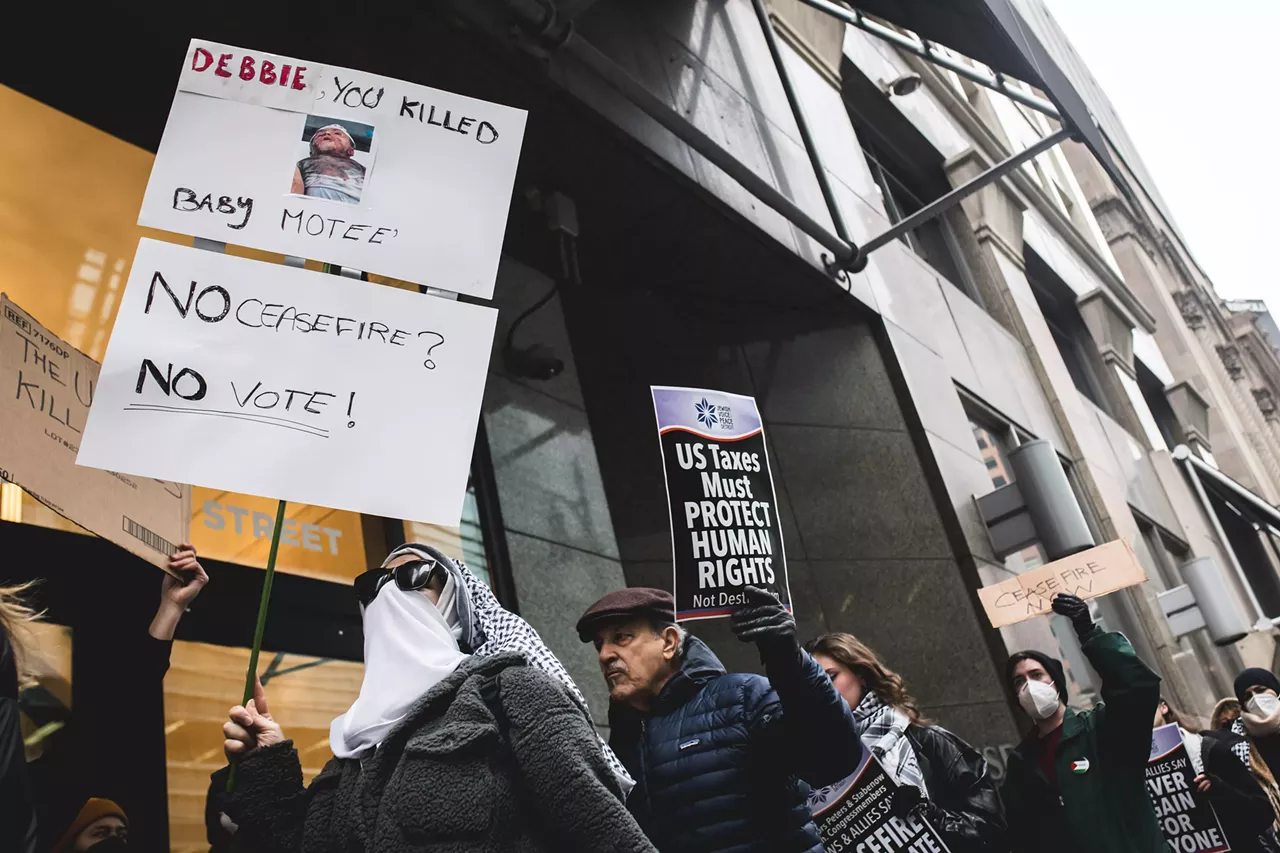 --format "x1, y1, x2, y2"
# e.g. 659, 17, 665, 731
353, 558, 442, 608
